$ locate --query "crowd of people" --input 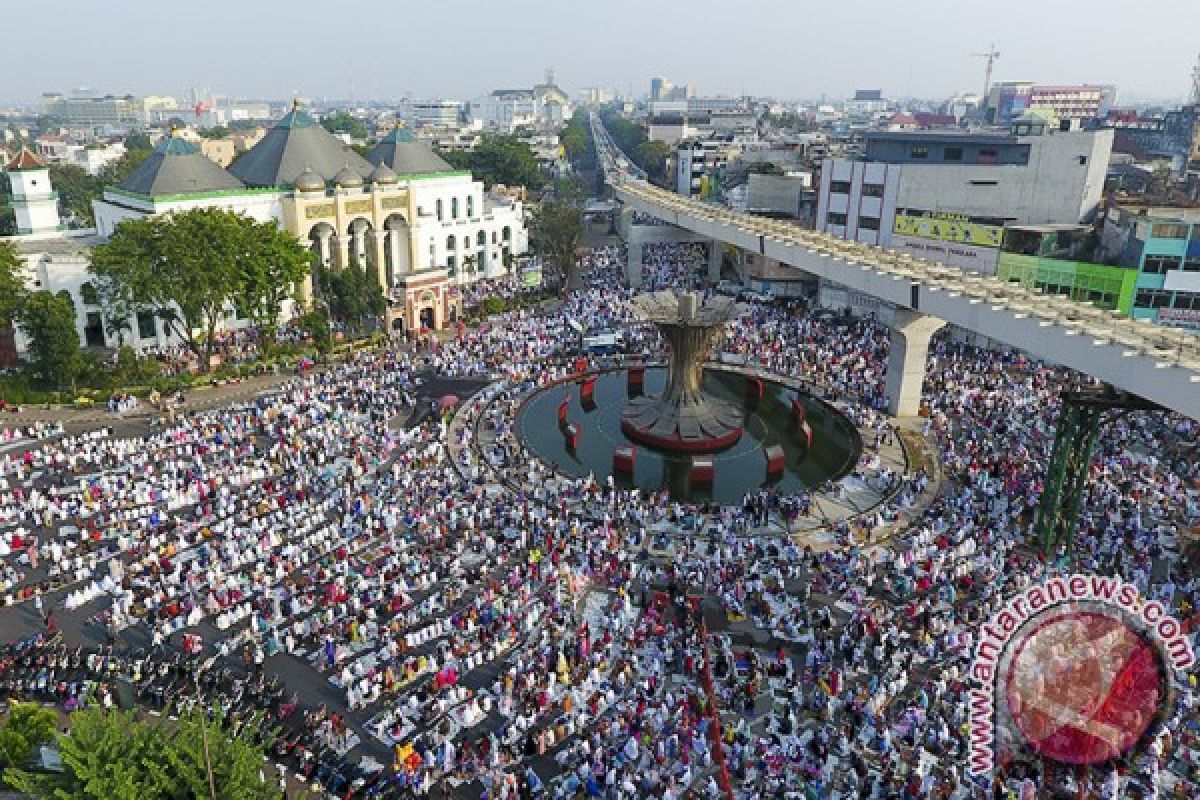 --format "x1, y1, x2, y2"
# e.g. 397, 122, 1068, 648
0, 240, 1195, 799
